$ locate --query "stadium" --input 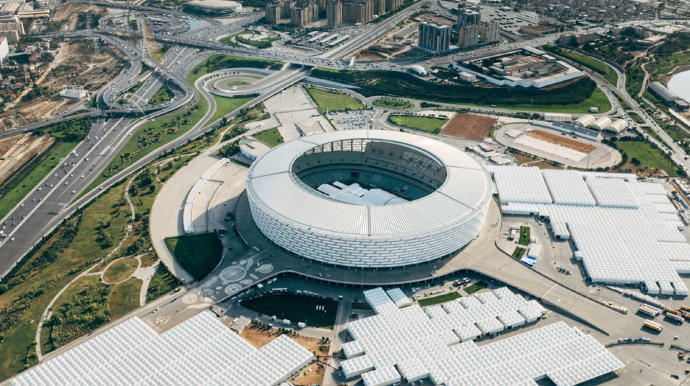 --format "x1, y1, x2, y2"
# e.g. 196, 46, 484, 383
246, 130, 493, 268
